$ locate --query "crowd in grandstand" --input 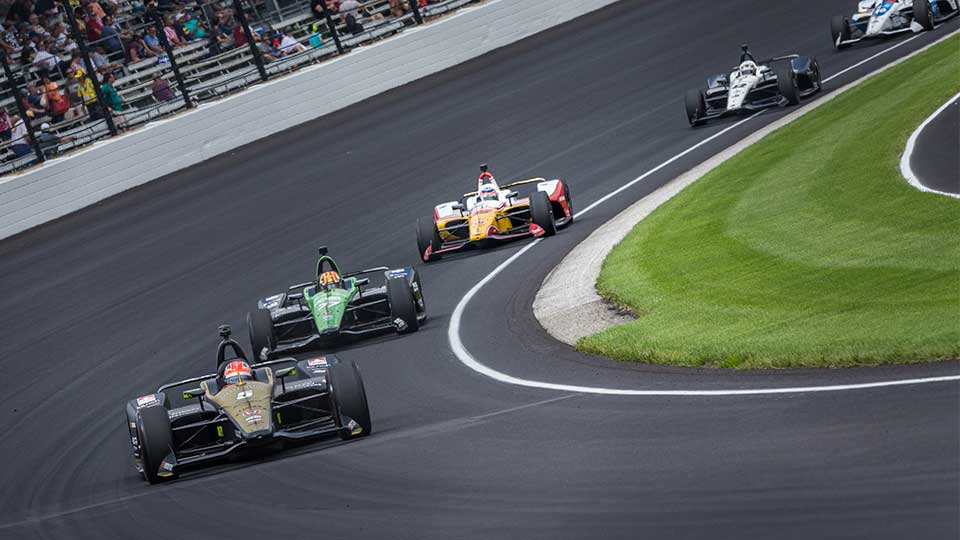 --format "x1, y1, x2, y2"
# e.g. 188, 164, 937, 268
0, 0, 453, 166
